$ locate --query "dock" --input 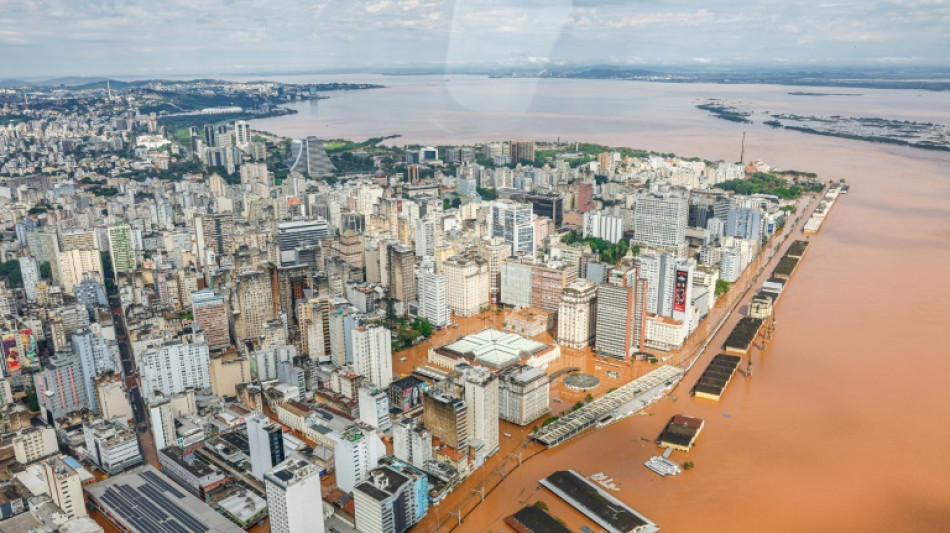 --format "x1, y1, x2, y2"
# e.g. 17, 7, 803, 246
657, 415, 705, 452
692, 354, 742, 401
722, 318, 764, 355
540, 470, 659, 533
532, 365, 683, 447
